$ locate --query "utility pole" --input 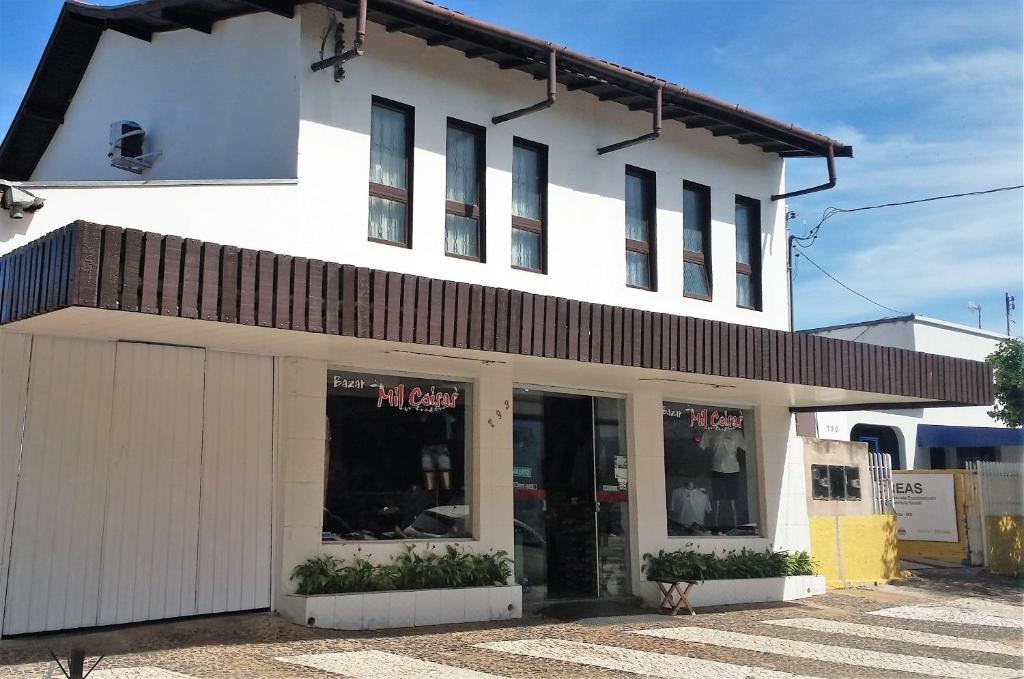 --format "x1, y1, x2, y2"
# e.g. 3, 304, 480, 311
1007, 292, 1017, 336
786, 210, 797, 331
968, 301, 981, 329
